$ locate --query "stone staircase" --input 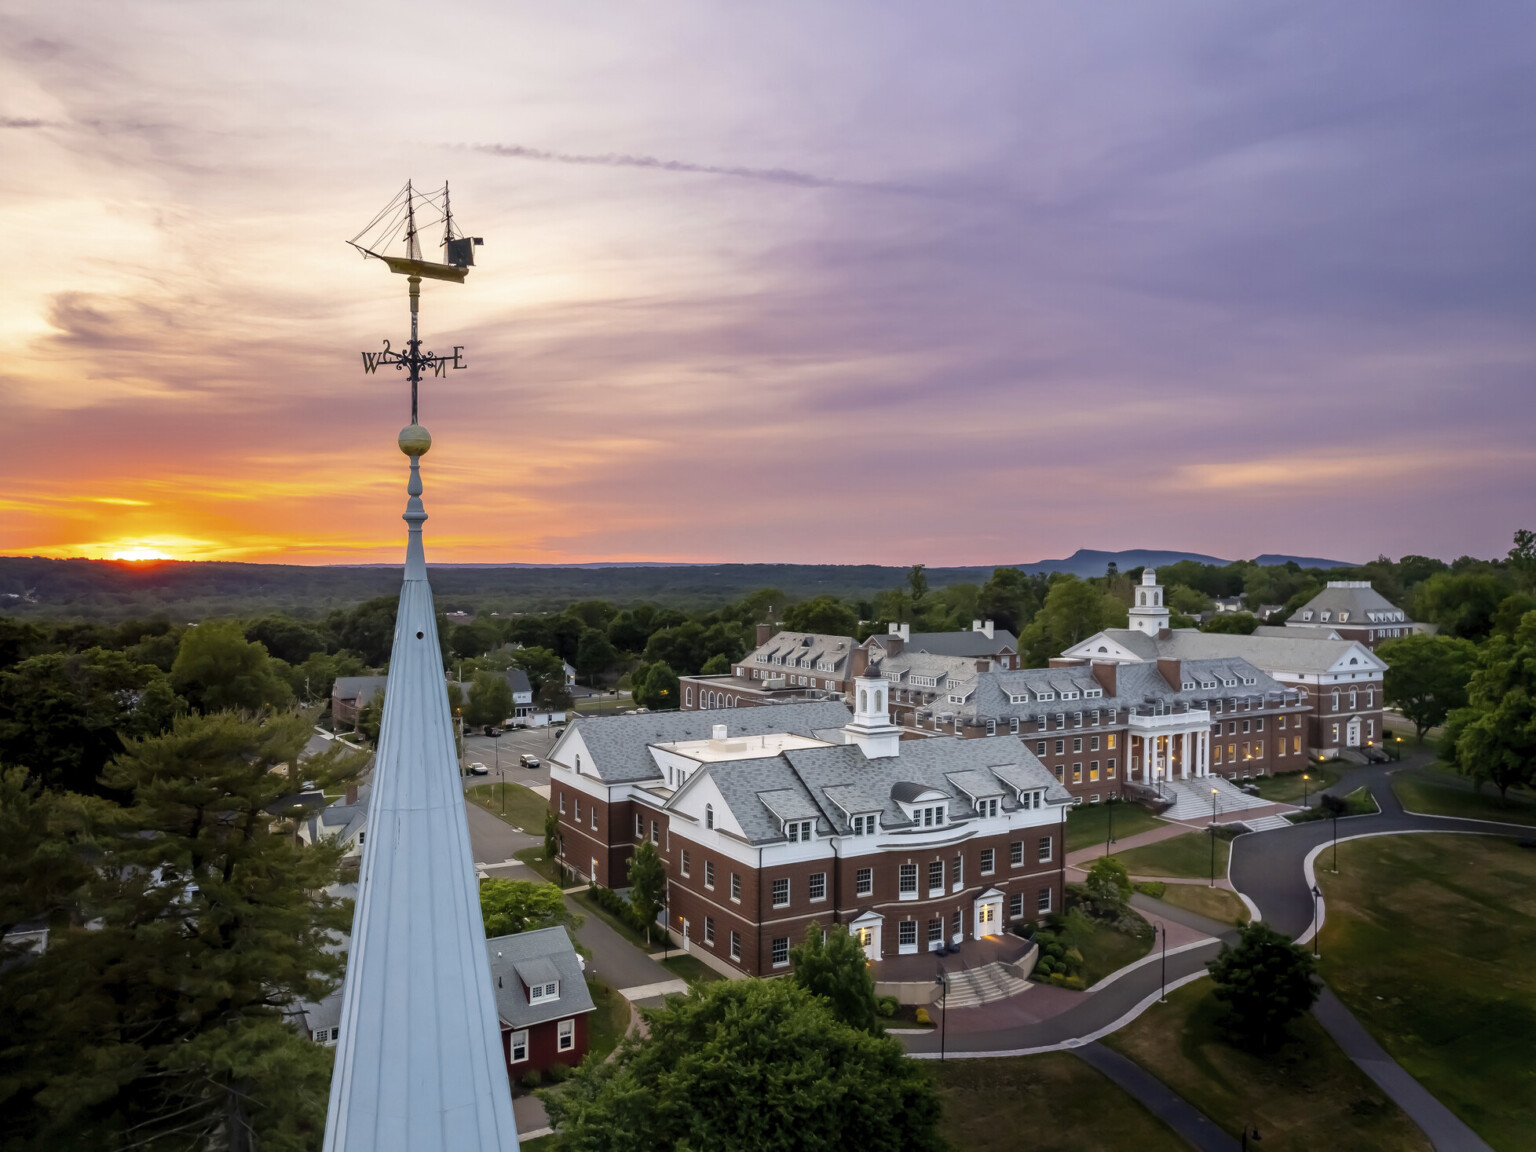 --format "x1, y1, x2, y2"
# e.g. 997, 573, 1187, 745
940, 961, 1033, 1008
1159, 777, 1276, 822
1242, 813, 1295, 833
